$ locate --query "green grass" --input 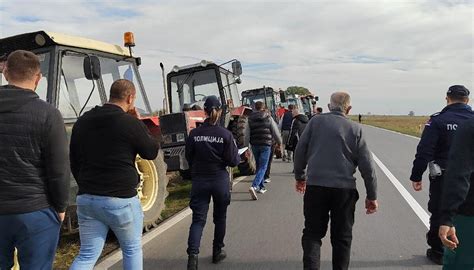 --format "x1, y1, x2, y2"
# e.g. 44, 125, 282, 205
350, 115, 429, 137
